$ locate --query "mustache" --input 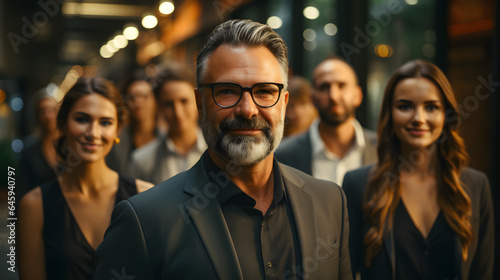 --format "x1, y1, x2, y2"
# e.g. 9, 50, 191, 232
219, 116, 271, 131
